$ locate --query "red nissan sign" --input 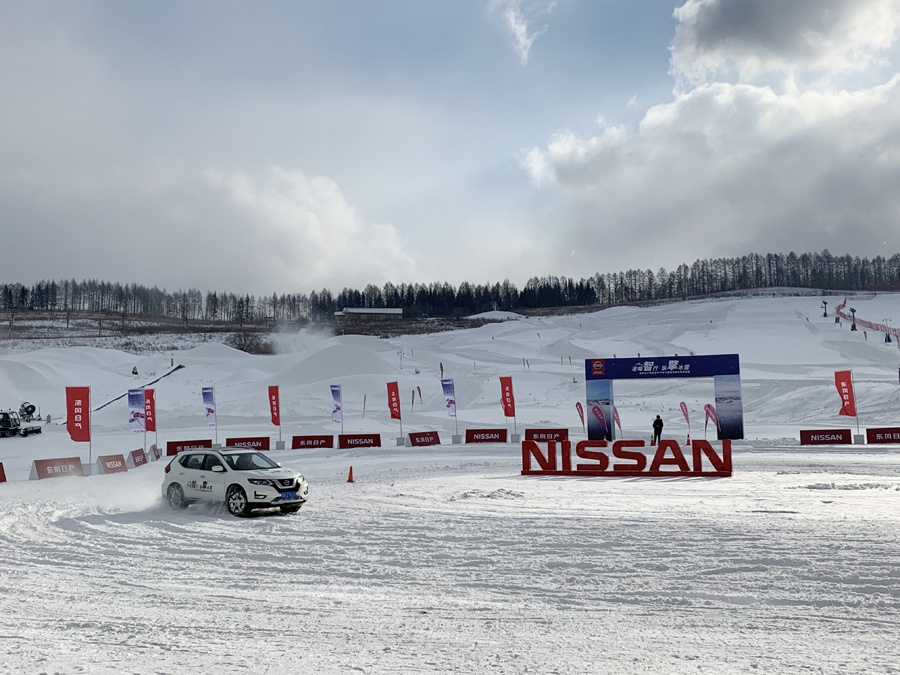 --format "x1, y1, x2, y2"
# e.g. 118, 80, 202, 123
97, 454, 128, 474
866, 427, 900, 444
800, 429, 852, 445
522, 439, 732, 477
65, 386, 91, 442
465, 428, 508, 443
408, 431, 441, 446
226, 436, 271, 451
525, 428, 569, 441
268, 385, 280, 426
31, 457, 85, 480
166, 439, 213, 456
338, 434, 382, 449
149, 444, 161, 460
292, 435, 334, 449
